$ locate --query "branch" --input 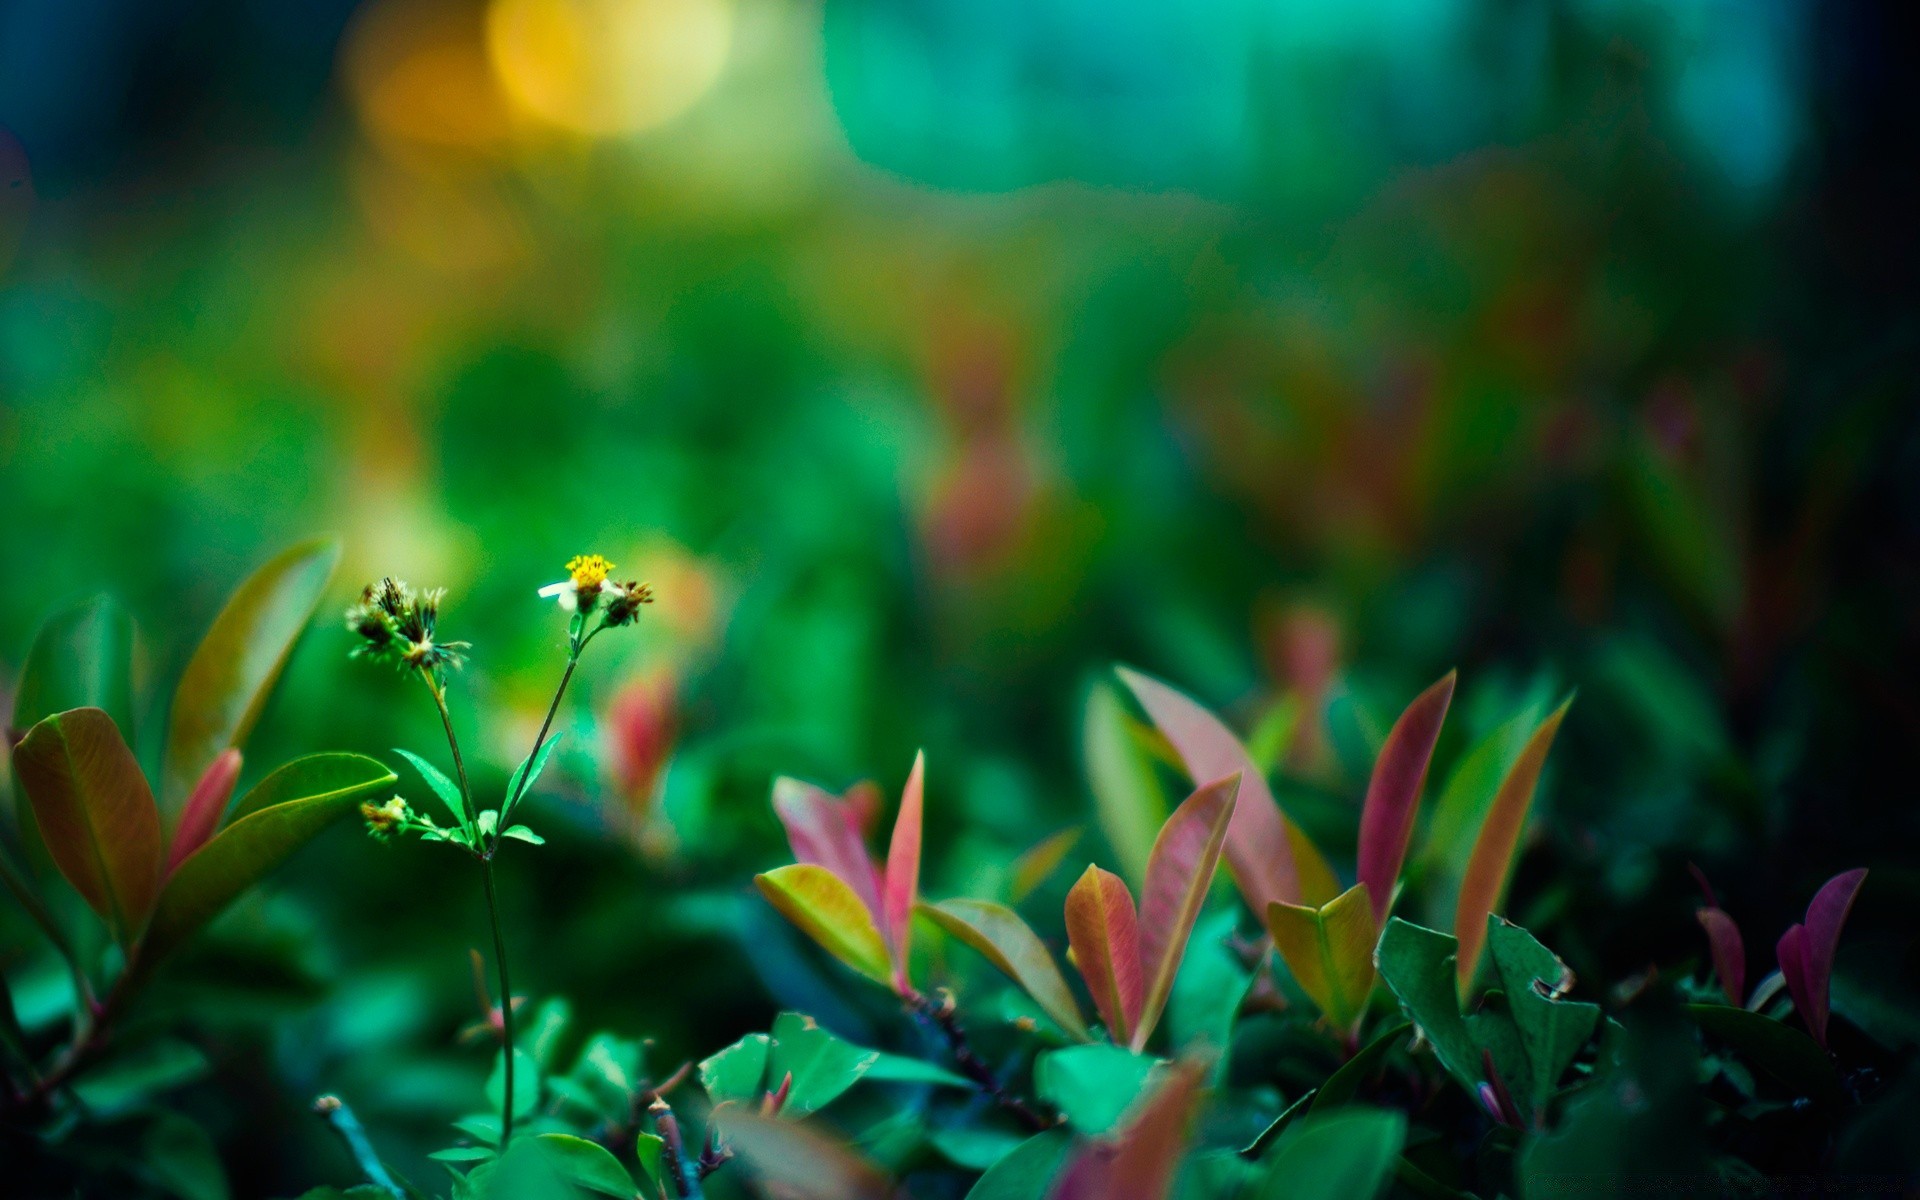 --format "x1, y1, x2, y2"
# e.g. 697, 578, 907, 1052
314, 1094, 406, 1200
909, 990, 1050, 1131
